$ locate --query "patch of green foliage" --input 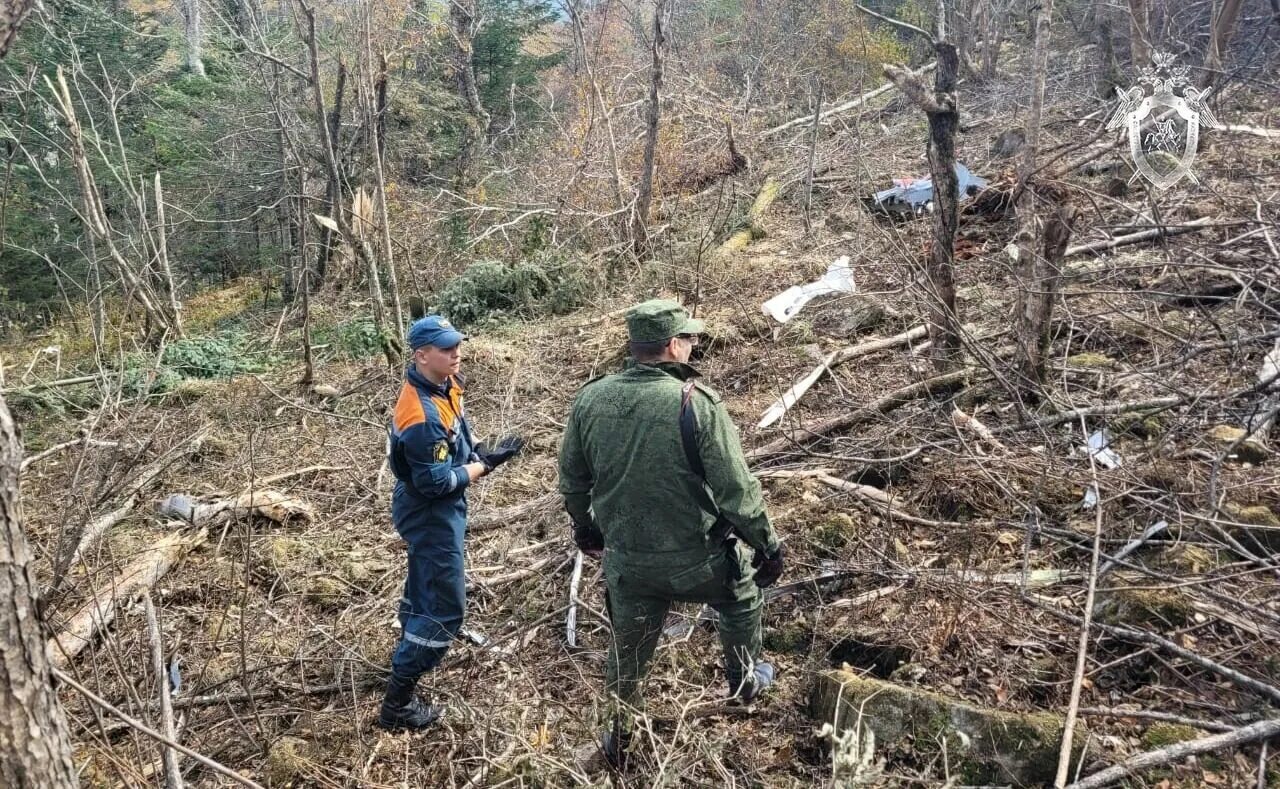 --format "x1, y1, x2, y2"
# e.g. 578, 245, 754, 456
313, 317, 385, 359
433, 252, 589, 328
